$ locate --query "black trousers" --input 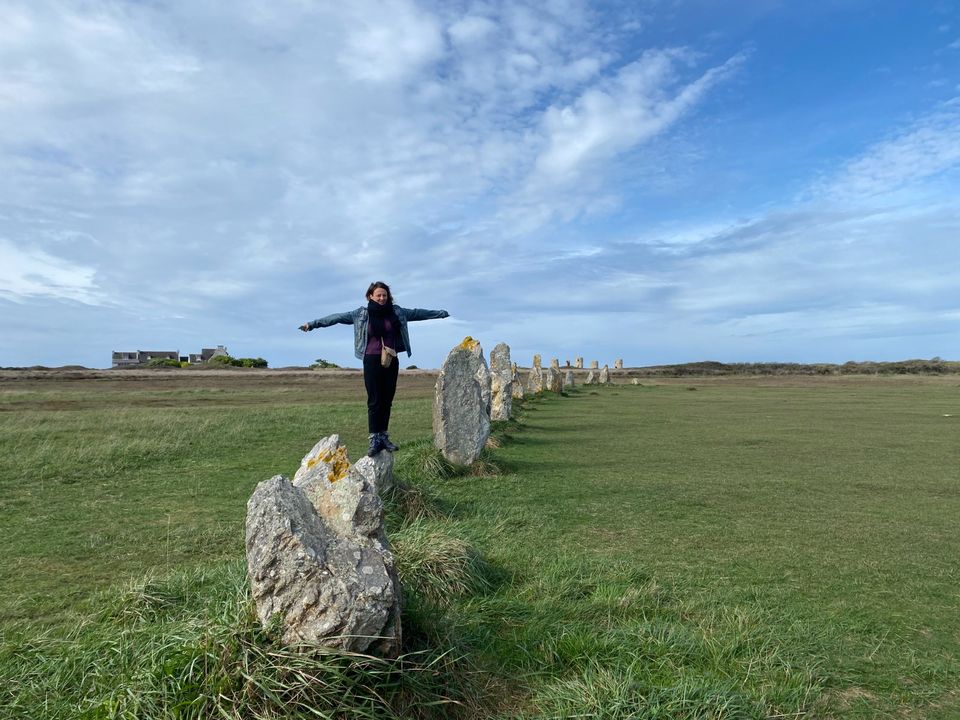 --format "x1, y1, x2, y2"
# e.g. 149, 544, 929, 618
363, 354, 399, 433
